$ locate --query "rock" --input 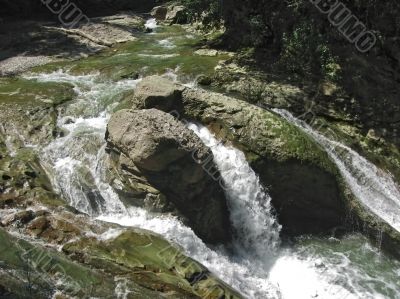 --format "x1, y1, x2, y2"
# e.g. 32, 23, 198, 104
62, 231, 242, 298
0, 207, 241, 298
27, 215, 49, 237
106, 109, 232, 244
133, 75, 185, 111
0, 79, 76, 148
165, 5, 188, 24
176, 87, 400, 258
151, 6, 168, 20
197, 75, 212, 86
179, 88, 349, 236
194, 49, 218, 57
125, 76, 348, 237
1, 210, 35, 226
